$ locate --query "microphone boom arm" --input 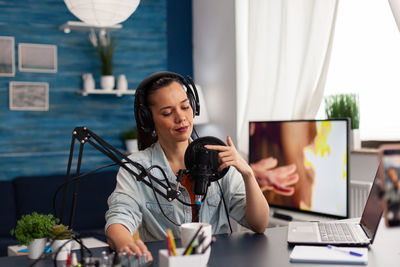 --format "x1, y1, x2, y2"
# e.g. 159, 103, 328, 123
59, 126, 182, 227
